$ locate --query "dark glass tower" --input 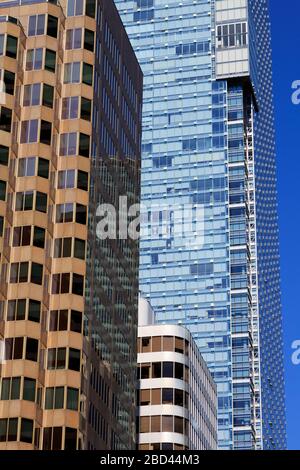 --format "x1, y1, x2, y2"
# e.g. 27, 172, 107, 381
115, 0, 286, 449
